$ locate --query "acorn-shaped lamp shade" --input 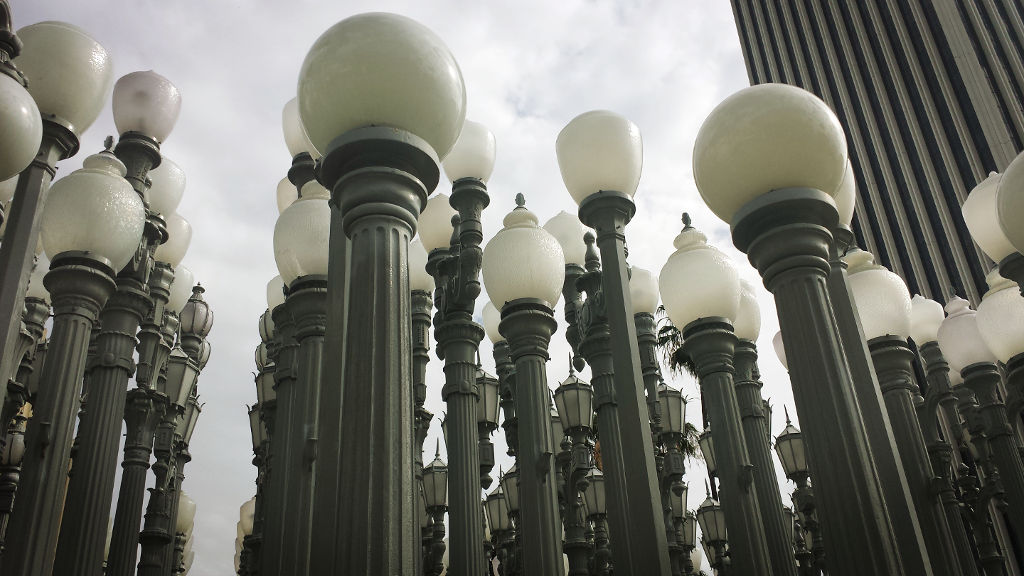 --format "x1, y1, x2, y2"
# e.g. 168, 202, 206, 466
976, 269, 1024, 363
998, 150, 1024, 254
556, 110, 643, 206
693, 83, 848, 224
542, 211, 588, 267
937, 297, 997, 375
658, 217, 740, 330
41, 151, 145, 271
418, 193, 457, 253
734, 279, 761, 342
408, 239, 435, 292
154, 212, 191, 267
0, 71, 41, 181
112, 70, 181, 142
442, 119, 496, 182
482, 196, 565, 309
629, 266, 660, 315
166, 265, 195, 314
267, 275, 286, 311
274, 181, 330, 285
962, 172, 1016, 263
276, 177, 297, 214
147, 157, 185, 217
909, 295, 945, 346
844, 249, 912, 340
297, 12, 466, 158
